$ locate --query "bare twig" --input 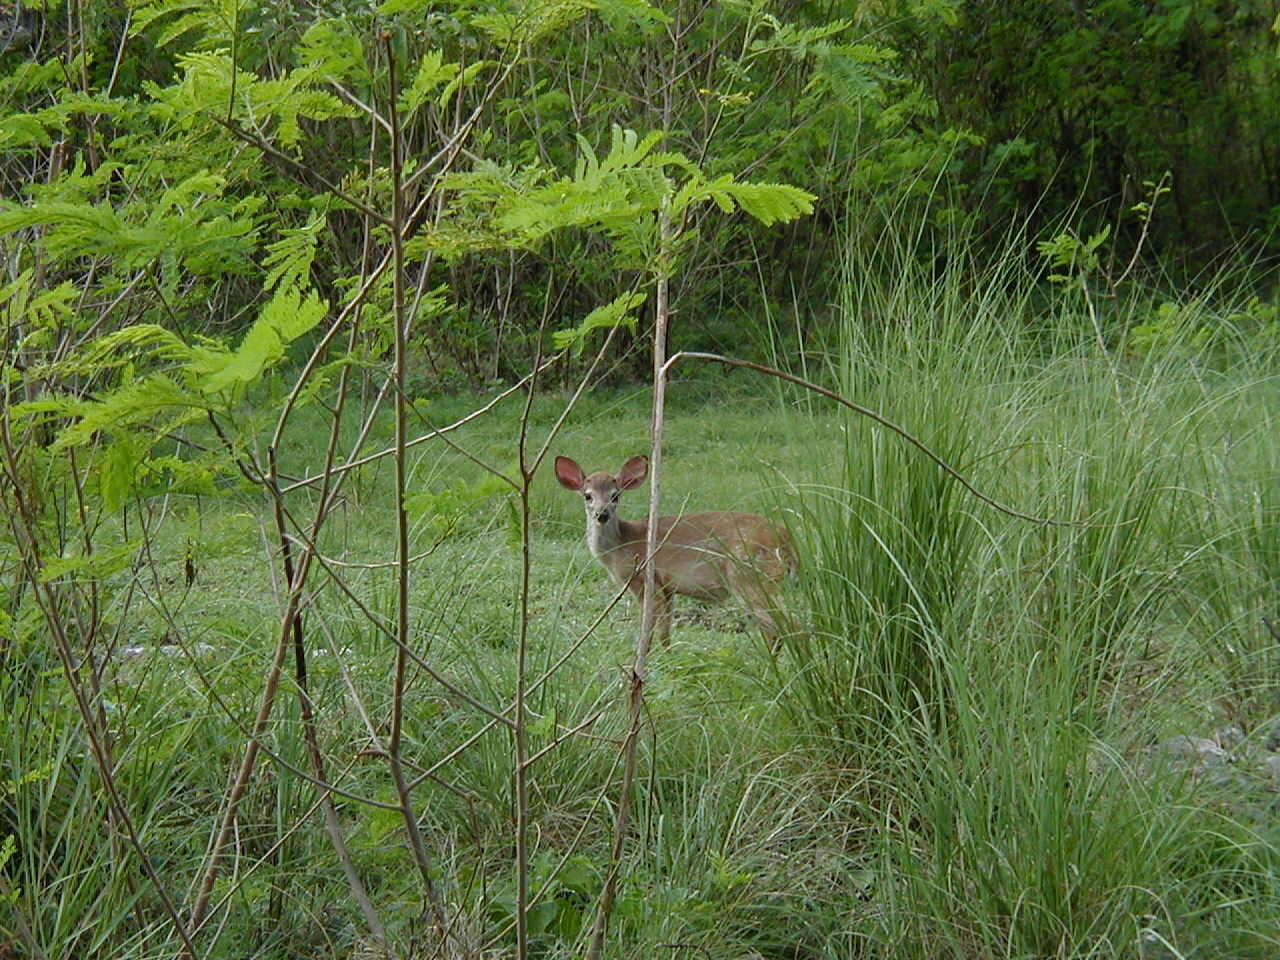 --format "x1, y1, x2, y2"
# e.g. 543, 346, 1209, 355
279, 353, 562, 494
382, 36, 452, 941
586, 194, 675, 959
0, 410, 199, 960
